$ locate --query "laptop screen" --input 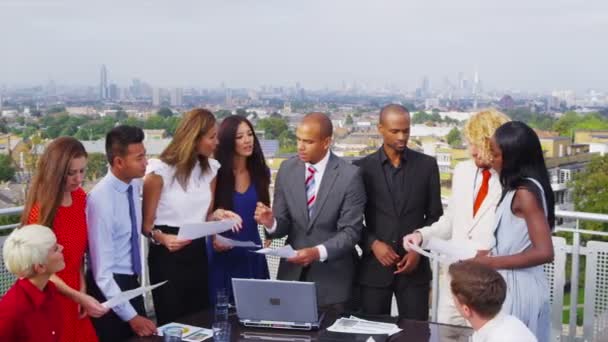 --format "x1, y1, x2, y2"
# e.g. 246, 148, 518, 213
232, 278, 319, 324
